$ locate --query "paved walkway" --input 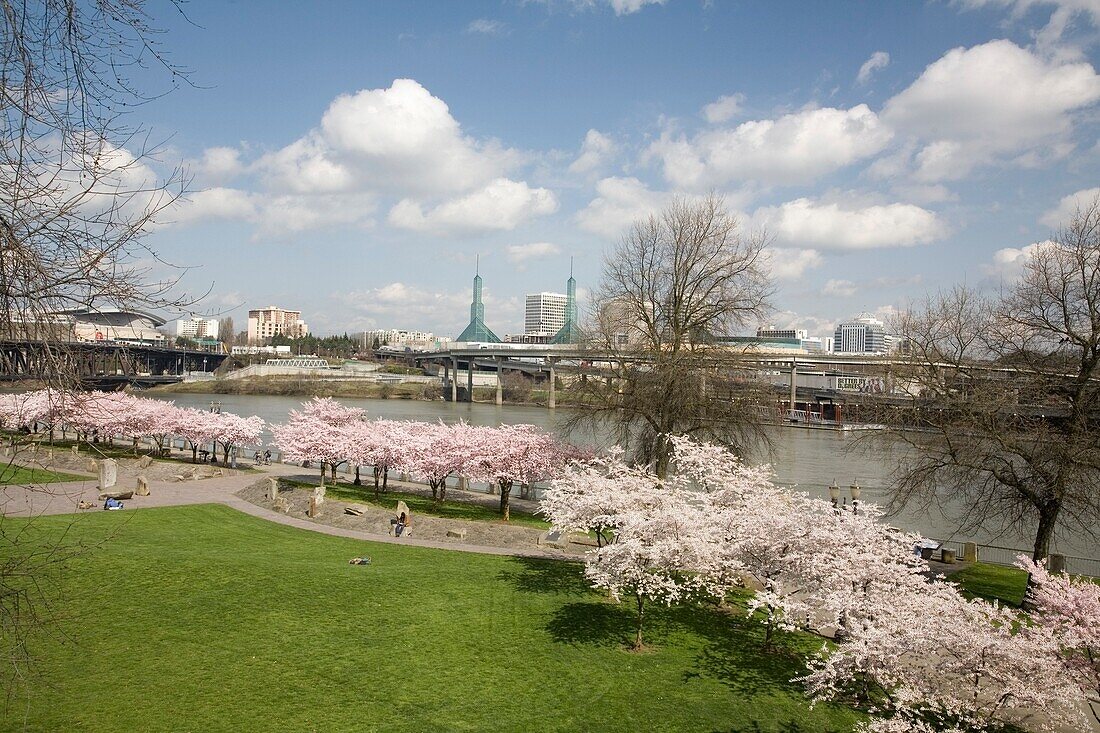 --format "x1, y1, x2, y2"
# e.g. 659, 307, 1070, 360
0, 459, 566, 559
